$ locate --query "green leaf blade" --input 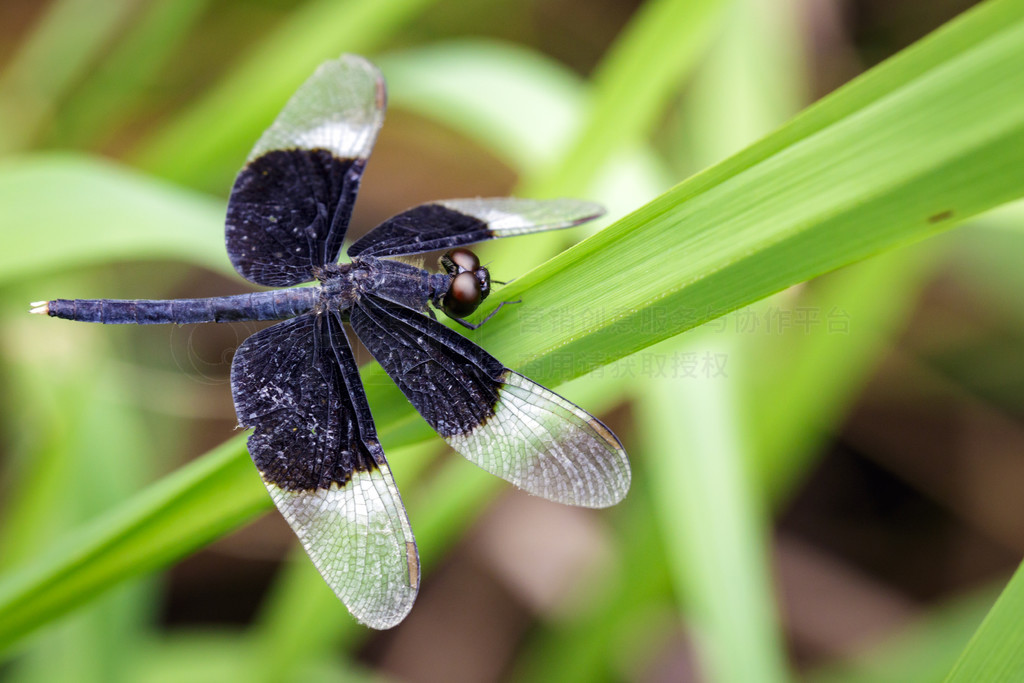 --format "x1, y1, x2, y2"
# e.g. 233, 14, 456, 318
131, 0, 438, 191
945, 561, 1024, 682
495, 3, 1024, 382
0, 154, 226, 286
0, 438, 266, 652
